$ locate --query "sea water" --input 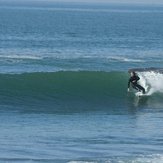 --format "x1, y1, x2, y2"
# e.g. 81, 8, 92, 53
0, 1, 163, 162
